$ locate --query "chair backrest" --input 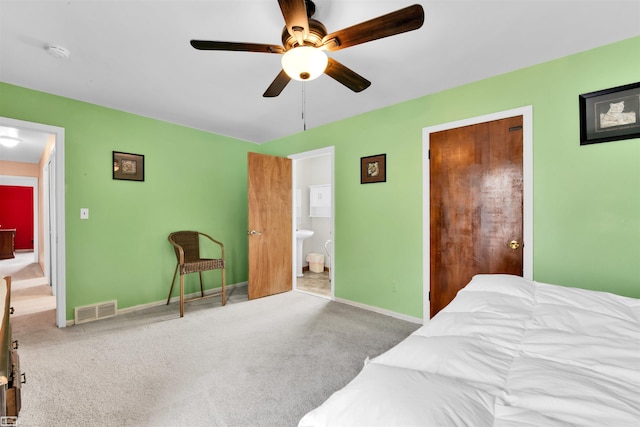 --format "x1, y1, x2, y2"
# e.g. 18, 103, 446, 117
169, 231, 200, 263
